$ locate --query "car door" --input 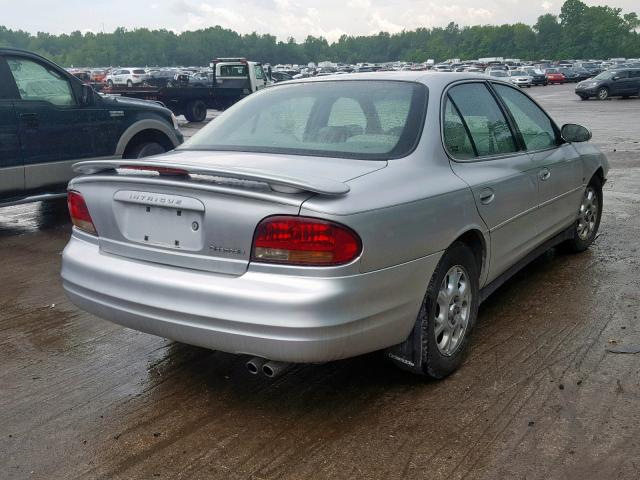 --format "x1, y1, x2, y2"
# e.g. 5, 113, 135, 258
627, 69, 640, 94
0, 56, 24, 197
7, 55, 96, 191
492, 83, 583, 240
443, 81, 540, 283
610, 70, 631, 96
